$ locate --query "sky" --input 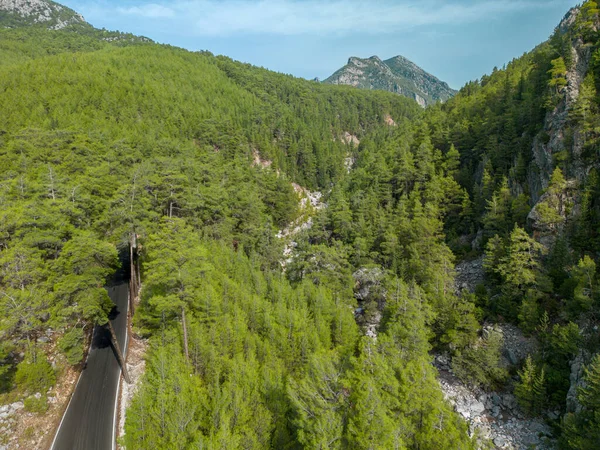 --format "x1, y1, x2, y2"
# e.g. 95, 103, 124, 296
60, 0, 581, 89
